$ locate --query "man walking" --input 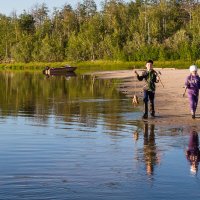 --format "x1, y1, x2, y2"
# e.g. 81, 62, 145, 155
135, 60, 159, 119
